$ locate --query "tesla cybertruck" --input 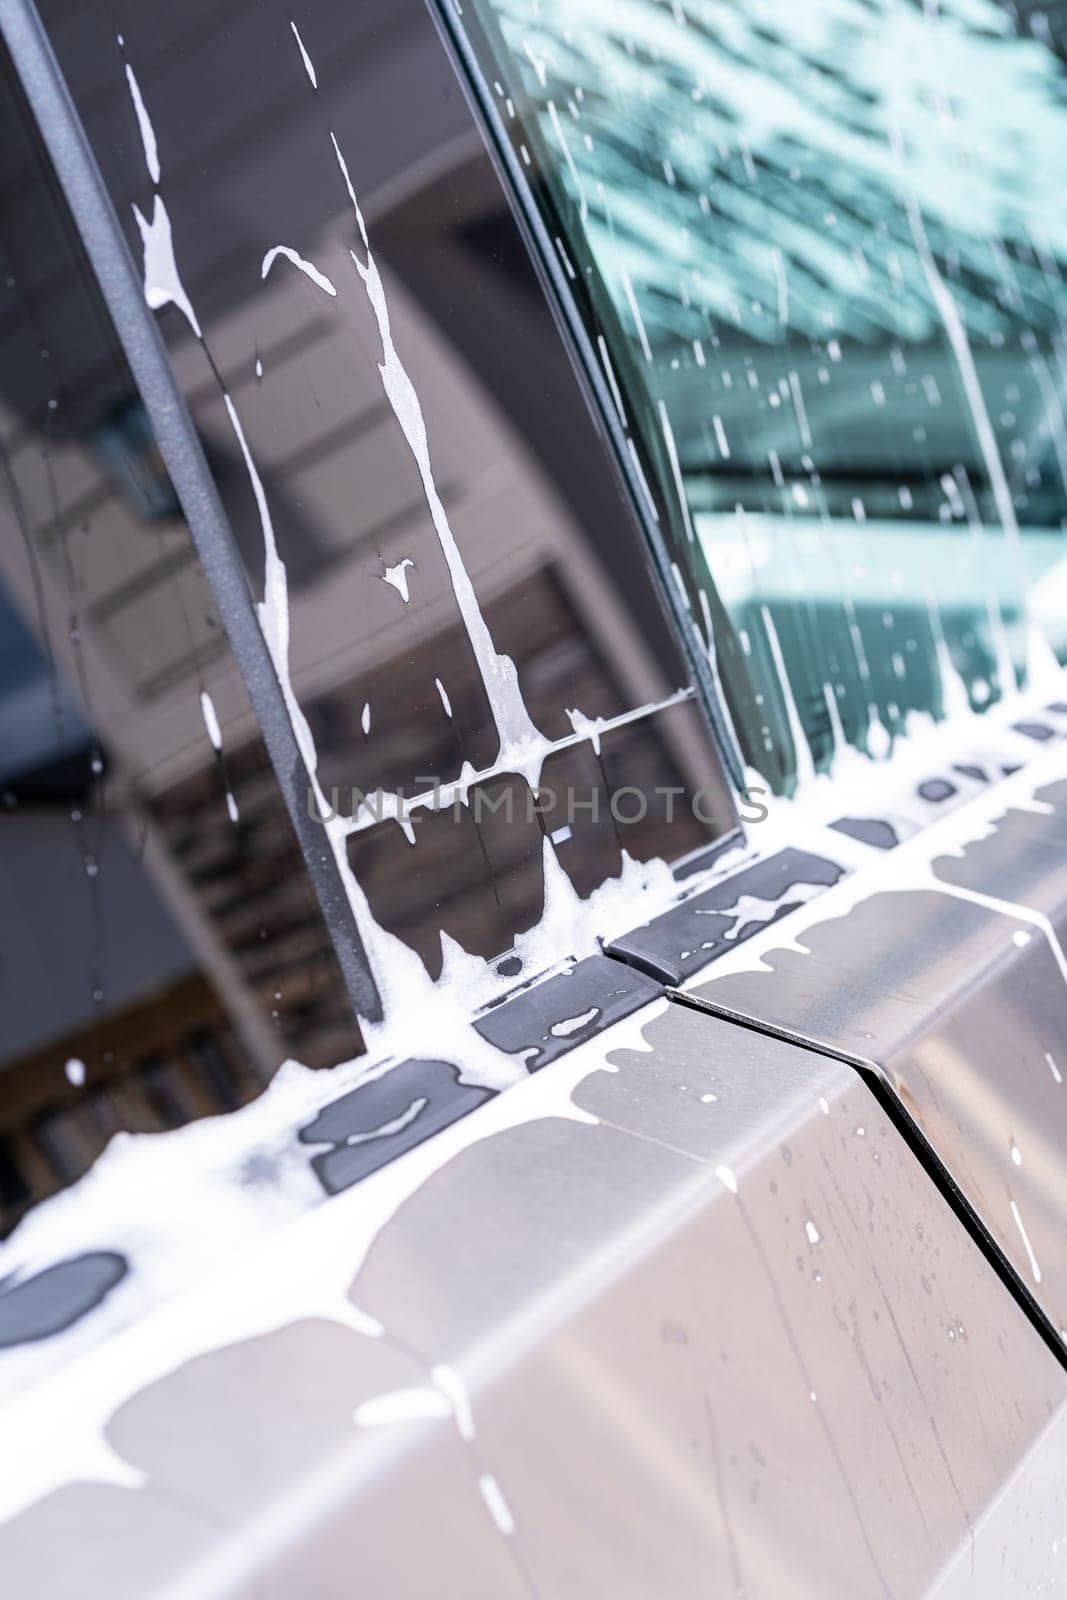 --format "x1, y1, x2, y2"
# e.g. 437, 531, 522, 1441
1, 0, 1066, 1594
